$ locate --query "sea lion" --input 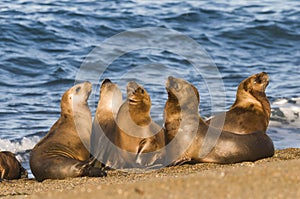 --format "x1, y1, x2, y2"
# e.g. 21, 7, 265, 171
112, 81, 165, 169
207, 72, 270, 134
164, 76, 274, 166
0, 151, 27, 180
91, 79, 123, 167
30, 82, 106, 182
